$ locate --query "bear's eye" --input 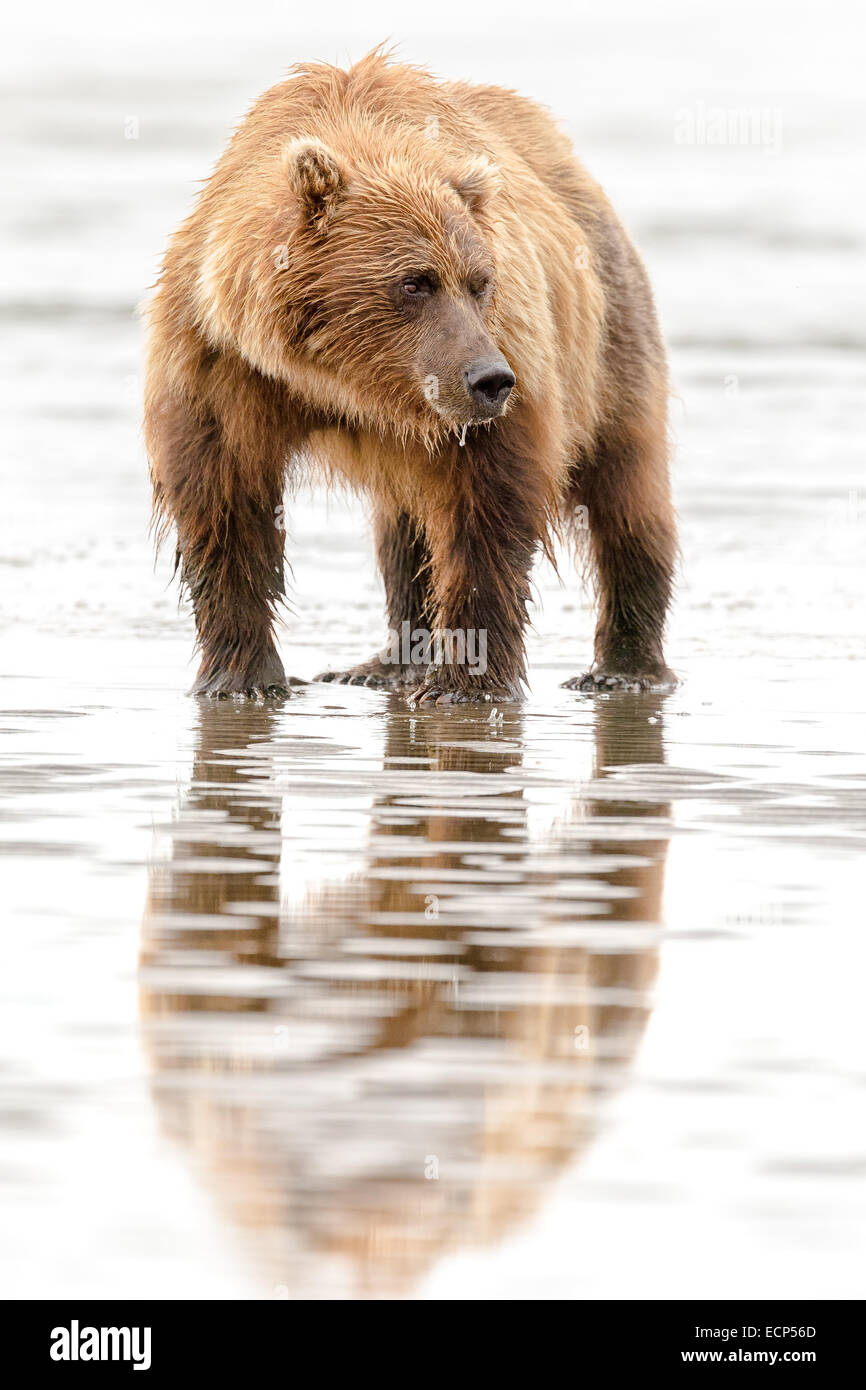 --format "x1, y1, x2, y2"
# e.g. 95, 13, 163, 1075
470, 277, 492, 299
400, 274, 435, 299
